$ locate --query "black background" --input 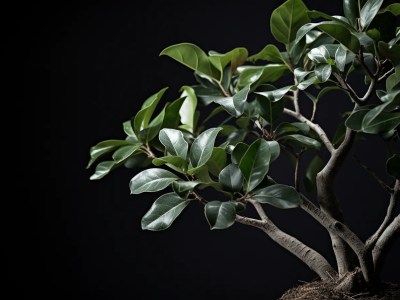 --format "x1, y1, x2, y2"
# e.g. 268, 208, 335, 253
18, 0, 399, 299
